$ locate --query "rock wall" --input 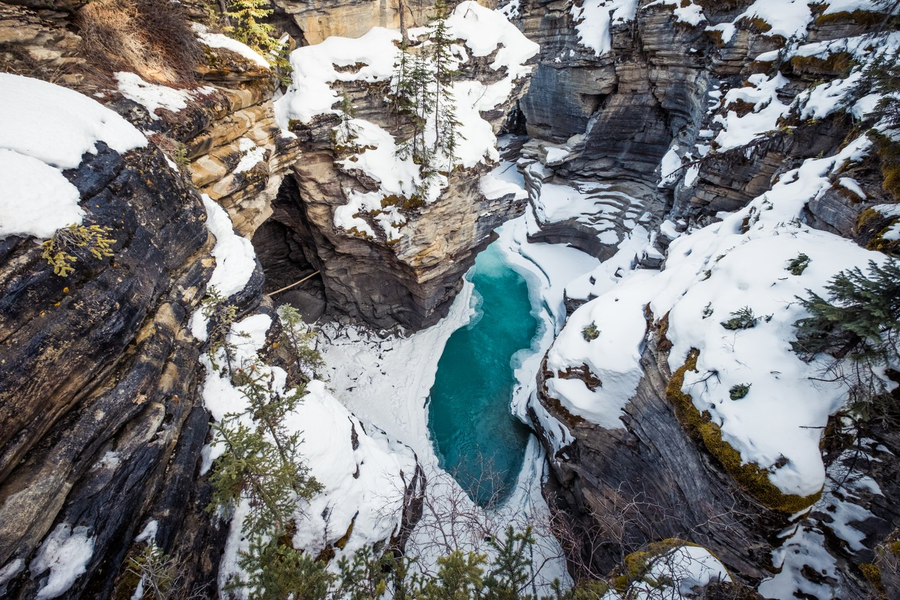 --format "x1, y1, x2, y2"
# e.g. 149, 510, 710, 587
513, 0, 900, 597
